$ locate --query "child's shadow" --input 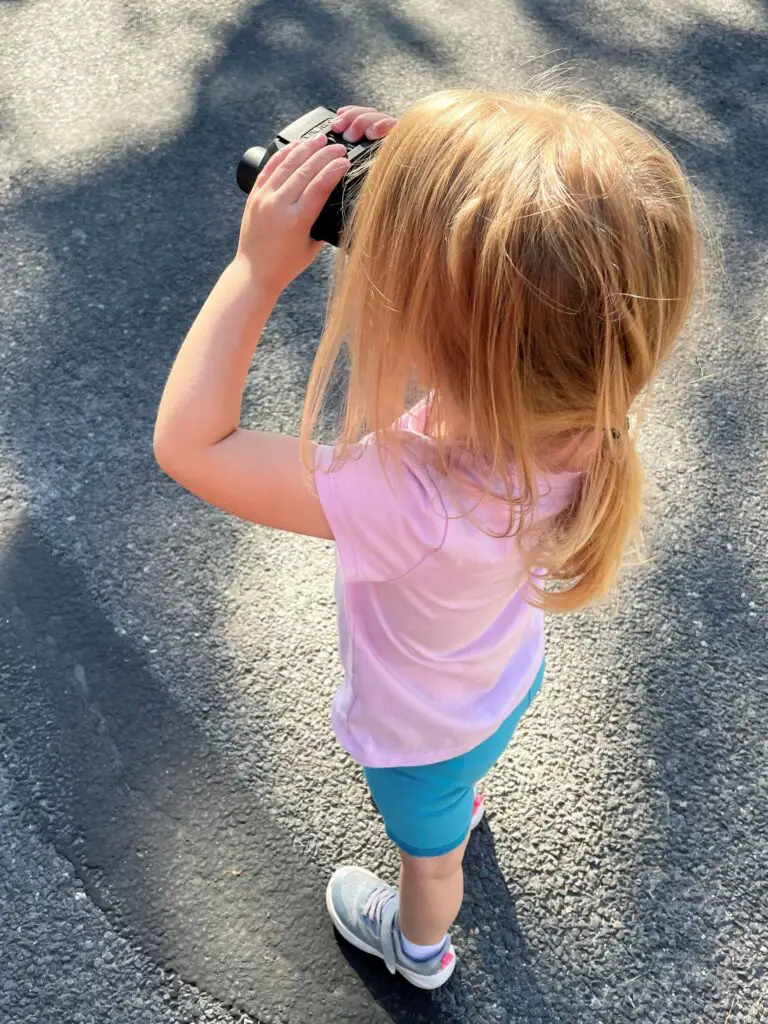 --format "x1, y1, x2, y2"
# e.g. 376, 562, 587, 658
334, 817, 556, 1022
